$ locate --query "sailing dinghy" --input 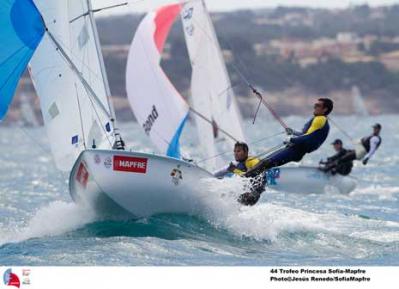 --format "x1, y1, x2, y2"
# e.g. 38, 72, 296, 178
1, 0, 356, 219
264, 166, 356, 195
126, 0, 356, 197
26, 0, 222, 217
